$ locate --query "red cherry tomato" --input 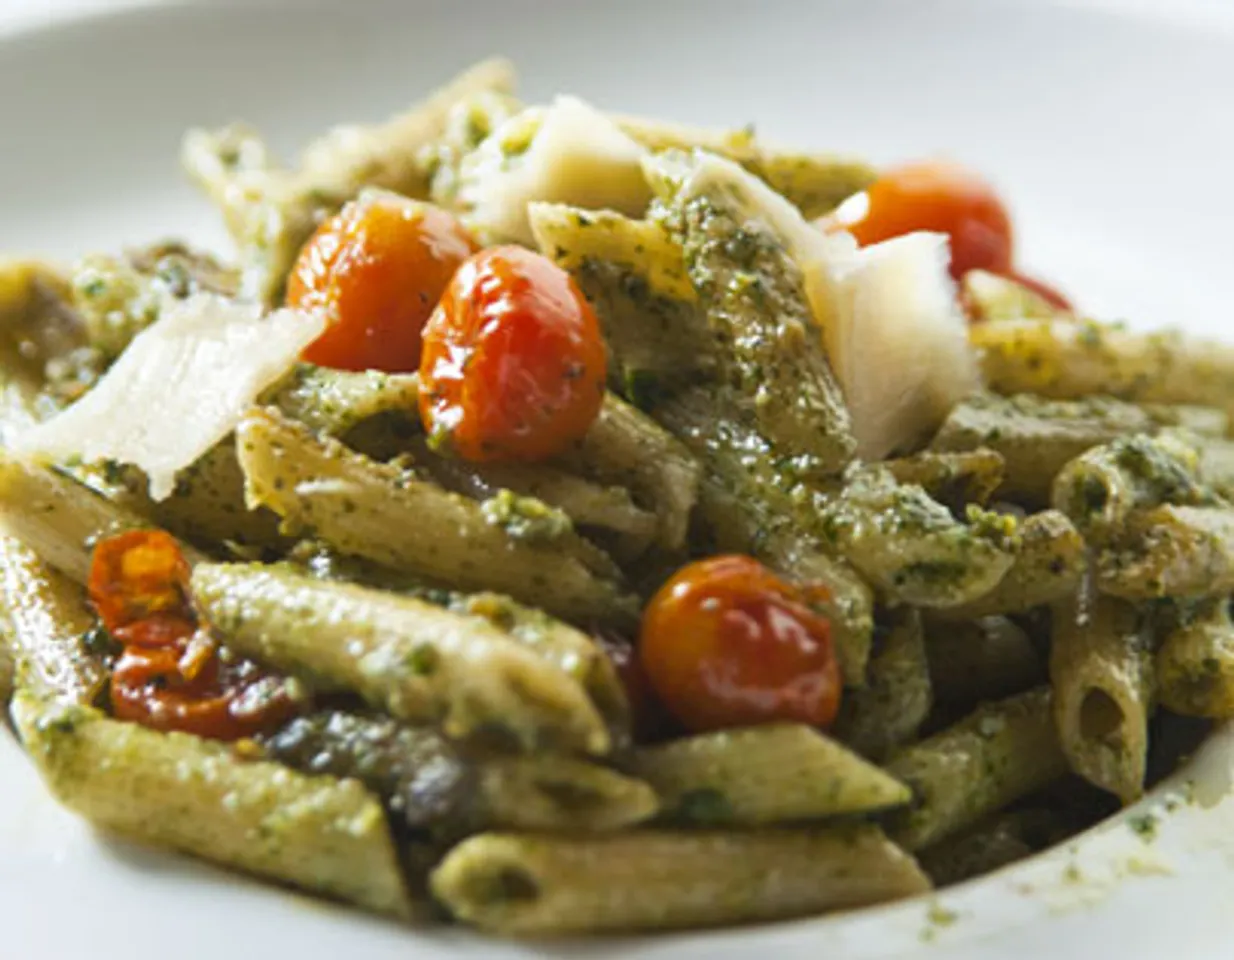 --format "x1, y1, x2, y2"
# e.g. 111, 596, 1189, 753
639, 555, 842, 733
110, 641, 298, 741
419, 245, 607, 462
833, 161, 1014, 280
89, 532, 303, 741
87, 529, 190, 633
286, 192, 478, 373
